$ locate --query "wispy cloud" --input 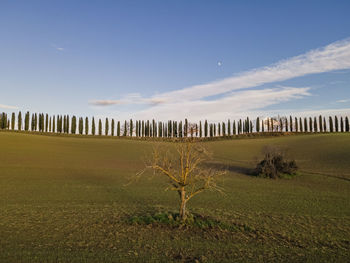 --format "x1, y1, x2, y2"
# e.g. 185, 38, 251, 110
0, 104, 18, 110
51, 44, 64, 52
91, 38, 350, 121
336, 99, 349, 103
89, 93, 165, 106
